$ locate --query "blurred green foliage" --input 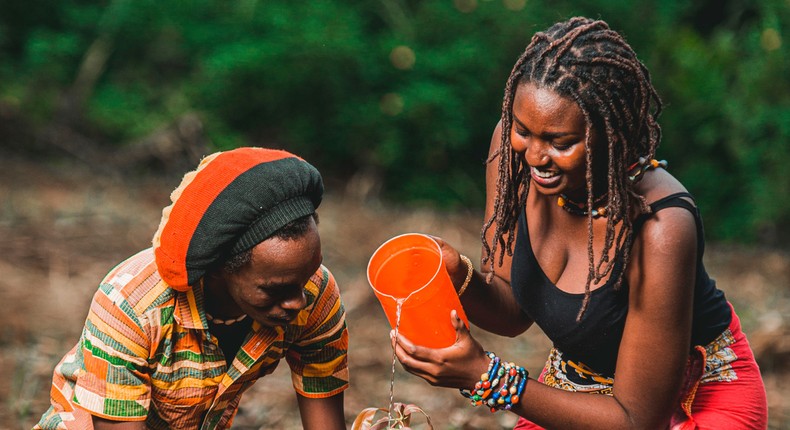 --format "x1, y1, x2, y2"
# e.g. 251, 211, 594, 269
0, 0, 787, 244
